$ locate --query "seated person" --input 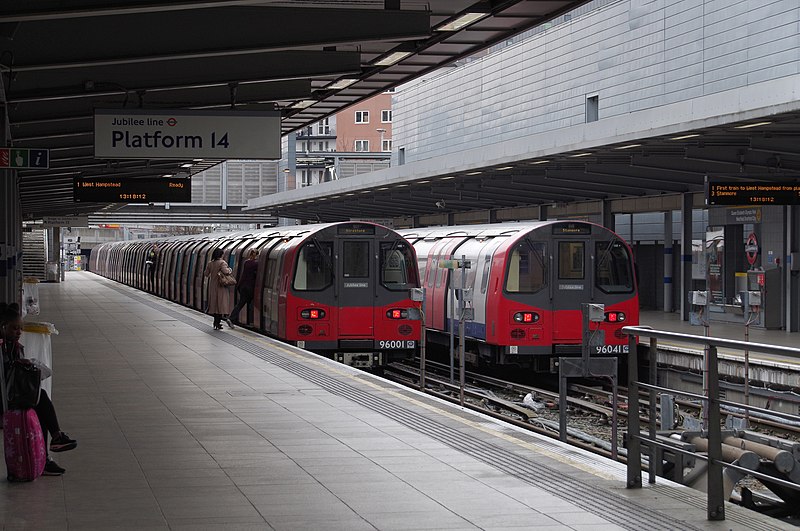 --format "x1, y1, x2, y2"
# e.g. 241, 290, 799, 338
1, 303, 76, 476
